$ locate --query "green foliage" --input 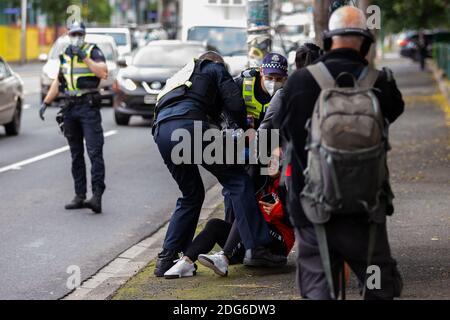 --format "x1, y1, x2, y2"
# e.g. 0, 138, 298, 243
374, 0, 450, 32
37, 0, 111, 26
